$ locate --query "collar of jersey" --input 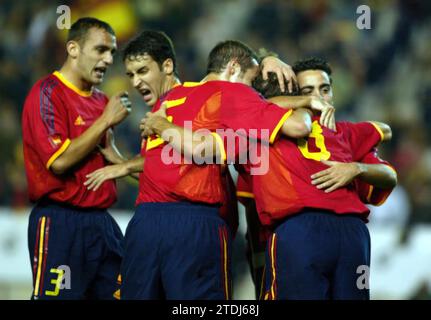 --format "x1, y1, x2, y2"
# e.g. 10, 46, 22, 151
182, 81, 206, 87
53, 71, 93, 97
